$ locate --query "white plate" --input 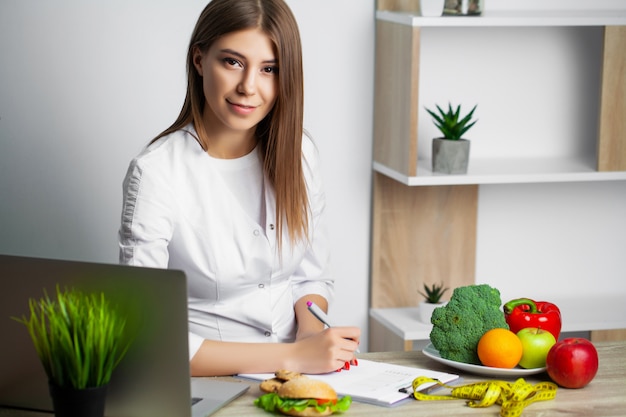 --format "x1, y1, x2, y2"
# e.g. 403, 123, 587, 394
422, 343, 547, 377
